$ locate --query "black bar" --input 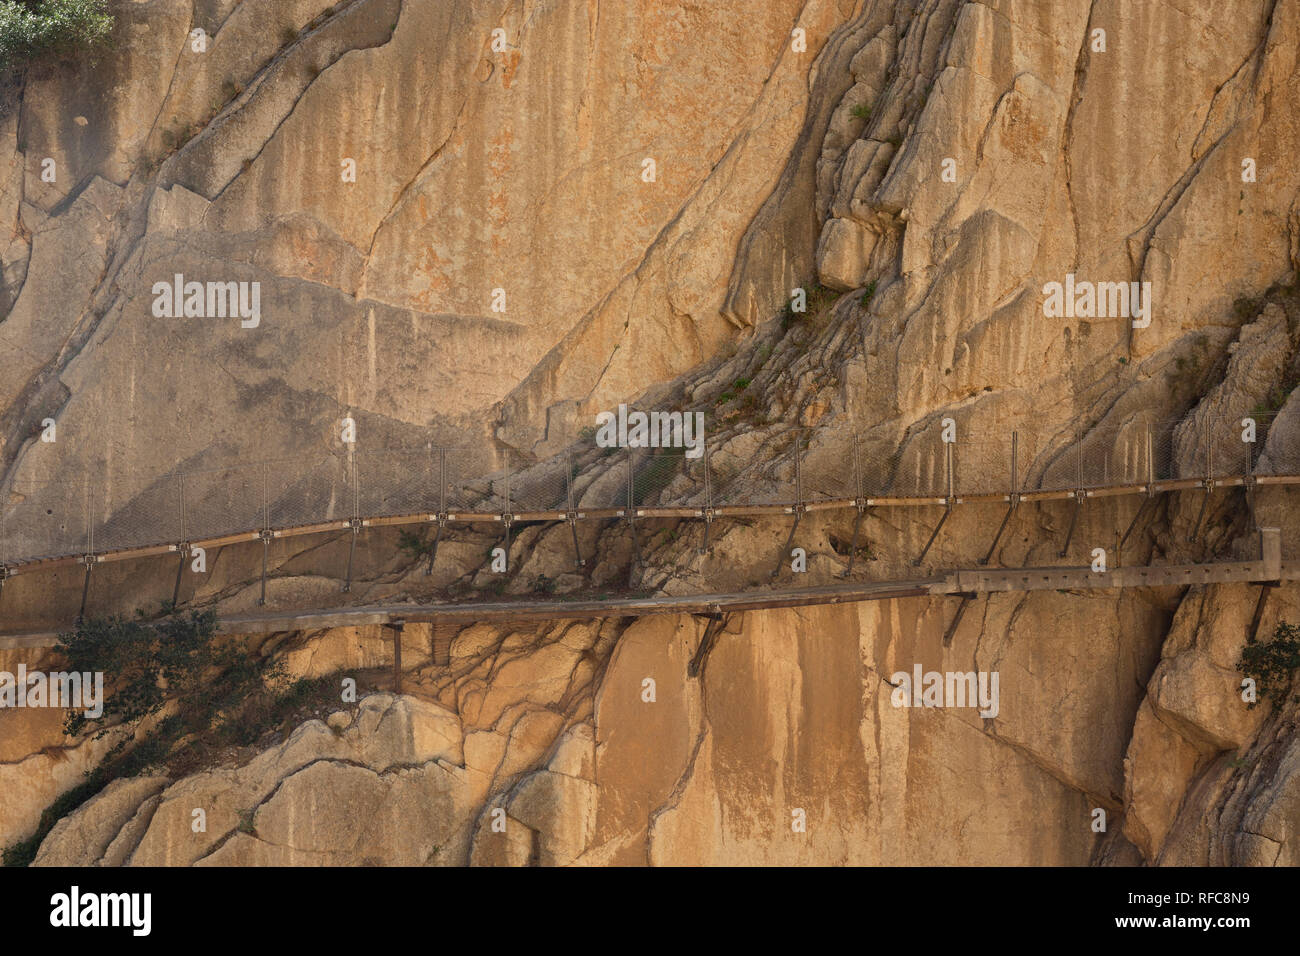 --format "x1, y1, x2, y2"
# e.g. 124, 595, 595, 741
914, 503, 951, 566
78, 561, 93, 622
425, 518, 444, 576
979, 501, 1016, 566
943, 592, 976, 647
771, 510, 802, 579
172, 549, 186, 608
1059, 493, 1082, 558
